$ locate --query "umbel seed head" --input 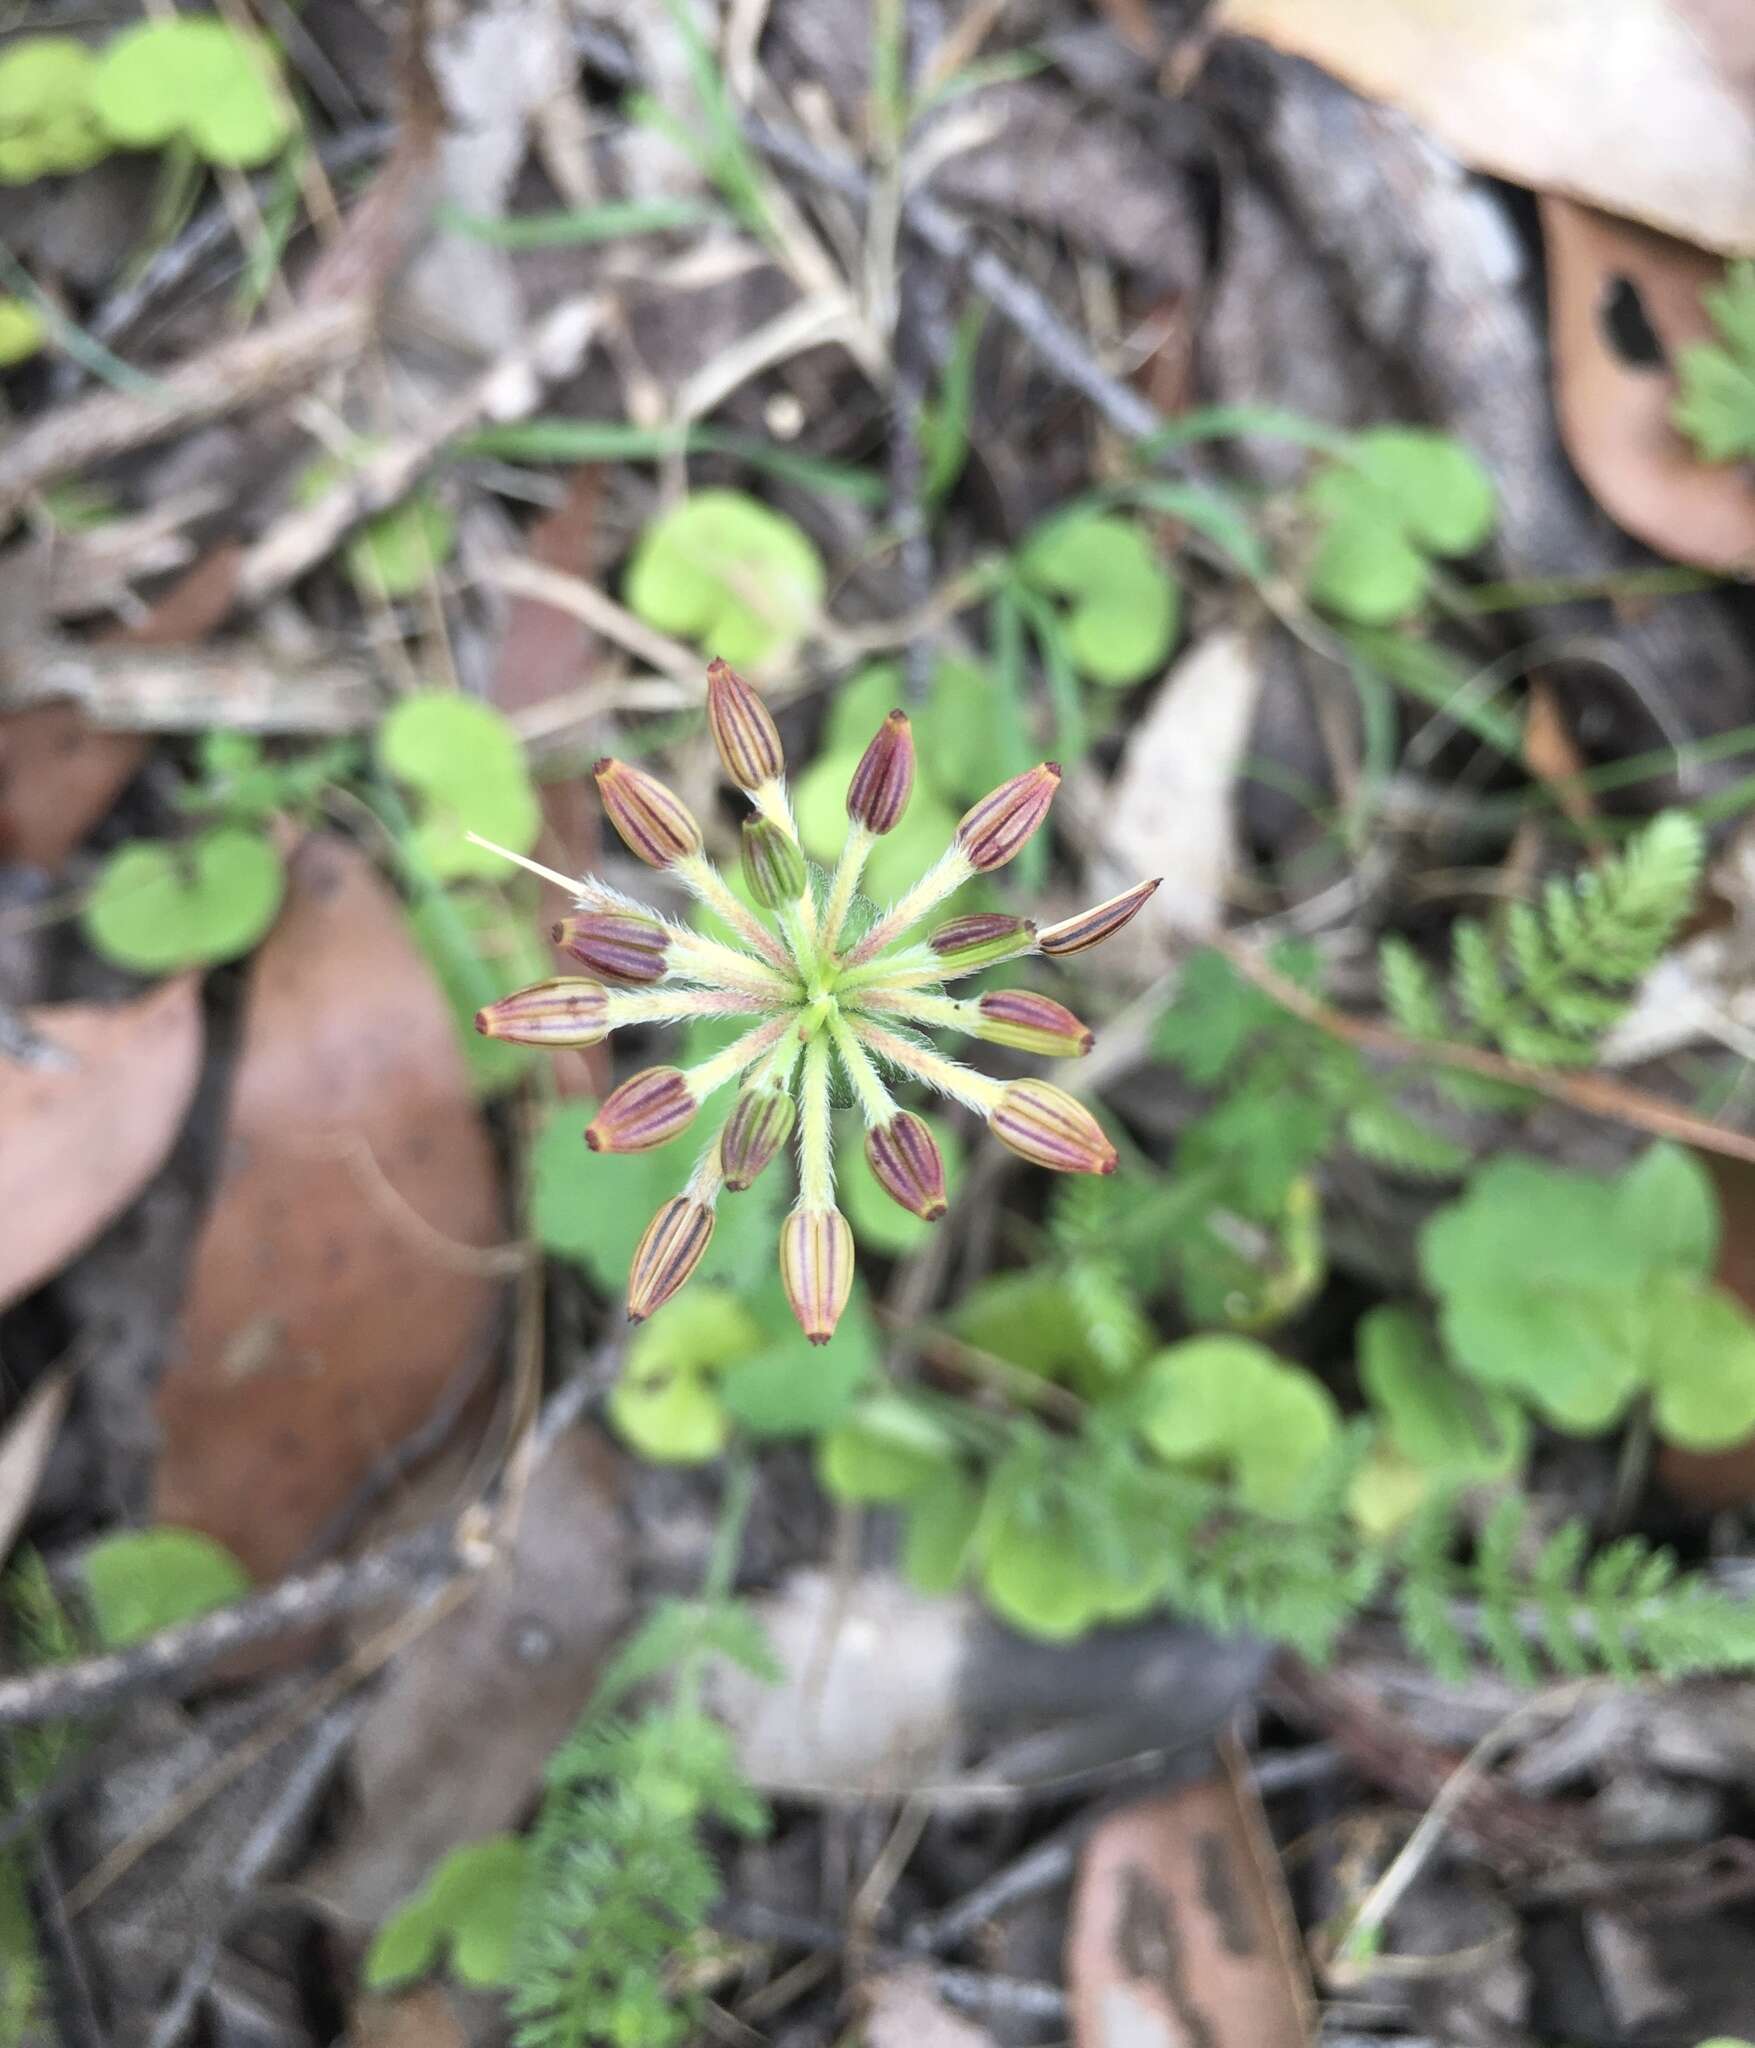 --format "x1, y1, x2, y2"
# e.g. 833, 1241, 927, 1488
475, 665, 1154, 1344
